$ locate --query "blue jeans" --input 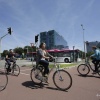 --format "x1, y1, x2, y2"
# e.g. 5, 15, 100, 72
39, 60, 49, 75
5, 59, 16, 71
